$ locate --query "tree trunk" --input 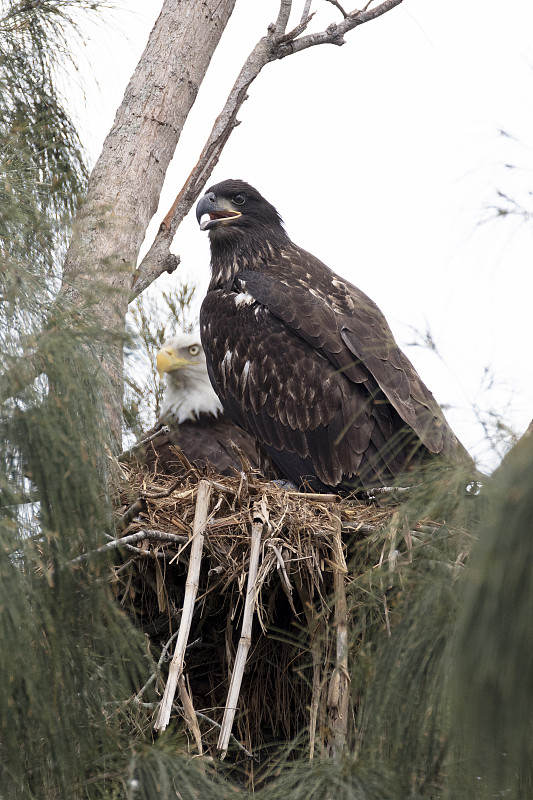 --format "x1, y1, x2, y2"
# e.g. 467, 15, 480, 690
59, 0, 236, 451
